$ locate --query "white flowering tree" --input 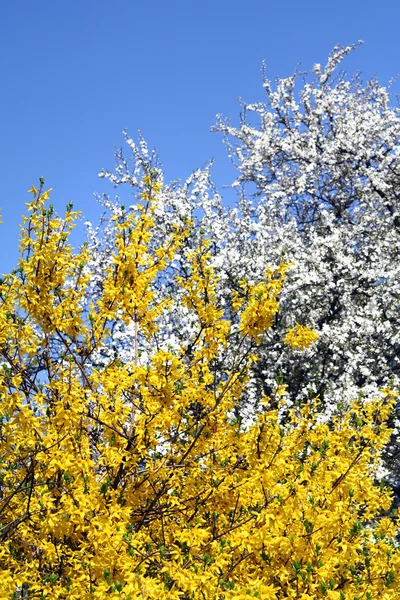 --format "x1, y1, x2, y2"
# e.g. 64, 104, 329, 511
85, 43, 400, 490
